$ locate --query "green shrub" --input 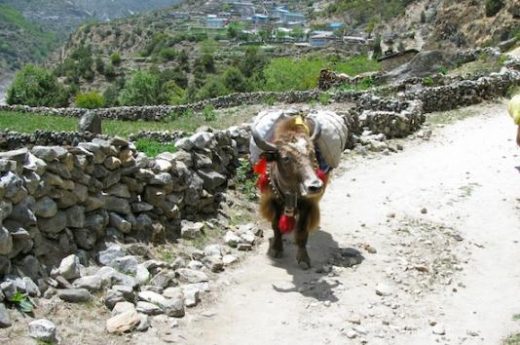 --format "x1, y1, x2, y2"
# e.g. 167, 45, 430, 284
222, 67, 247, 92
135, 139, 176, 157
111, 52, 122, 65
103, 63, 117, 80
437, 66, 448, 75
7, 64, 69, 107
119, 70, 163, 105
485, 0, 504, 17
162, 81, 186, 105
319, 93, 331, 105
95, 57, 105, 74
159, 47, 177, 62
422, 76, 434, 86
235, 159, 257, 201
75, 91, 105, 109
103, 85, 120, 107
202, 105, 217, 121
195, 77, 229, 101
